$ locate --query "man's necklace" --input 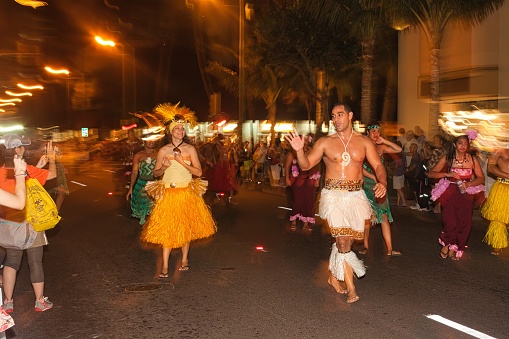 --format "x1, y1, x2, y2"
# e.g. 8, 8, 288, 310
171, 140, 184, 154
337, 130, 353, 167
